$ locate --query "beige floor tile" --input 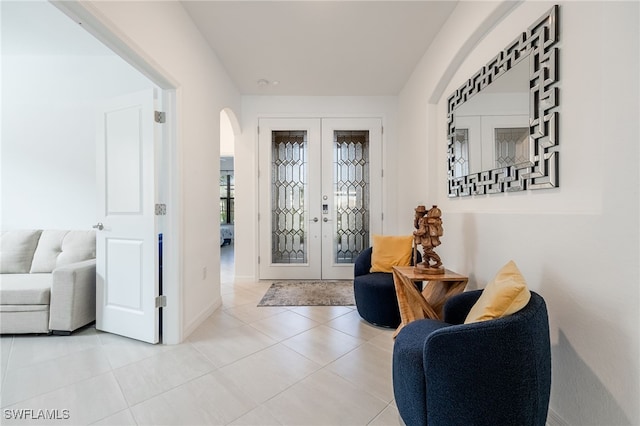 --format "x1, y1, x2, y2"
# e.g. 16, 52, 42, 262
96, 330, 174, 369
327, 342, 395, 403
263, 369, 387, 425
130, 370, 257, 425
189, 324, 277, 368
1, 373, 127, 426
91, 408, 137, 425
221, 287, 264, 308
366, 328, 397, 354
218, 344, 320, 403
369, 402, 403, 425
288, 305, 355, 324
5, 328, 100, 370
325, 309, 386, 341
113, 344, 215, 406
190, 308, 246, 335
229, 405, 283, 425
282, 324, 366, 365
225, 303, 288, 324
1, 347, 111, 407
0, 336, 13, 385
249, 310, 320, 342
